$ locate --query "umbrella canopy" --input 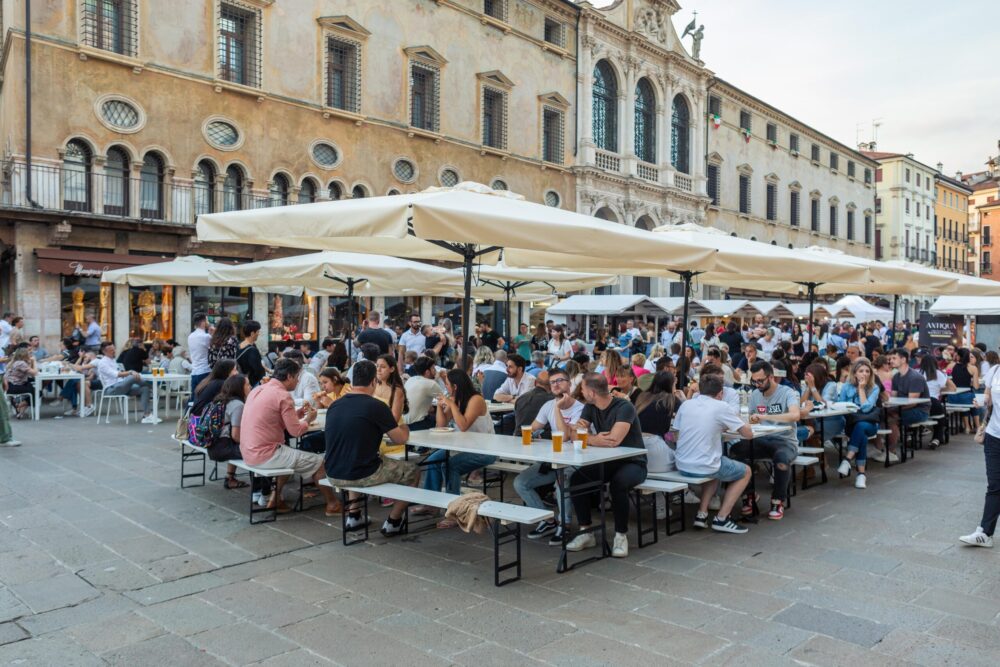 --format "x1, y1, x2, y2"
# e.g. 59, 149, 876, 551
930, 296, 1000, 316
102, 255, 236, 286
884, 260, 1000, 296
468, 263, 619, 294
